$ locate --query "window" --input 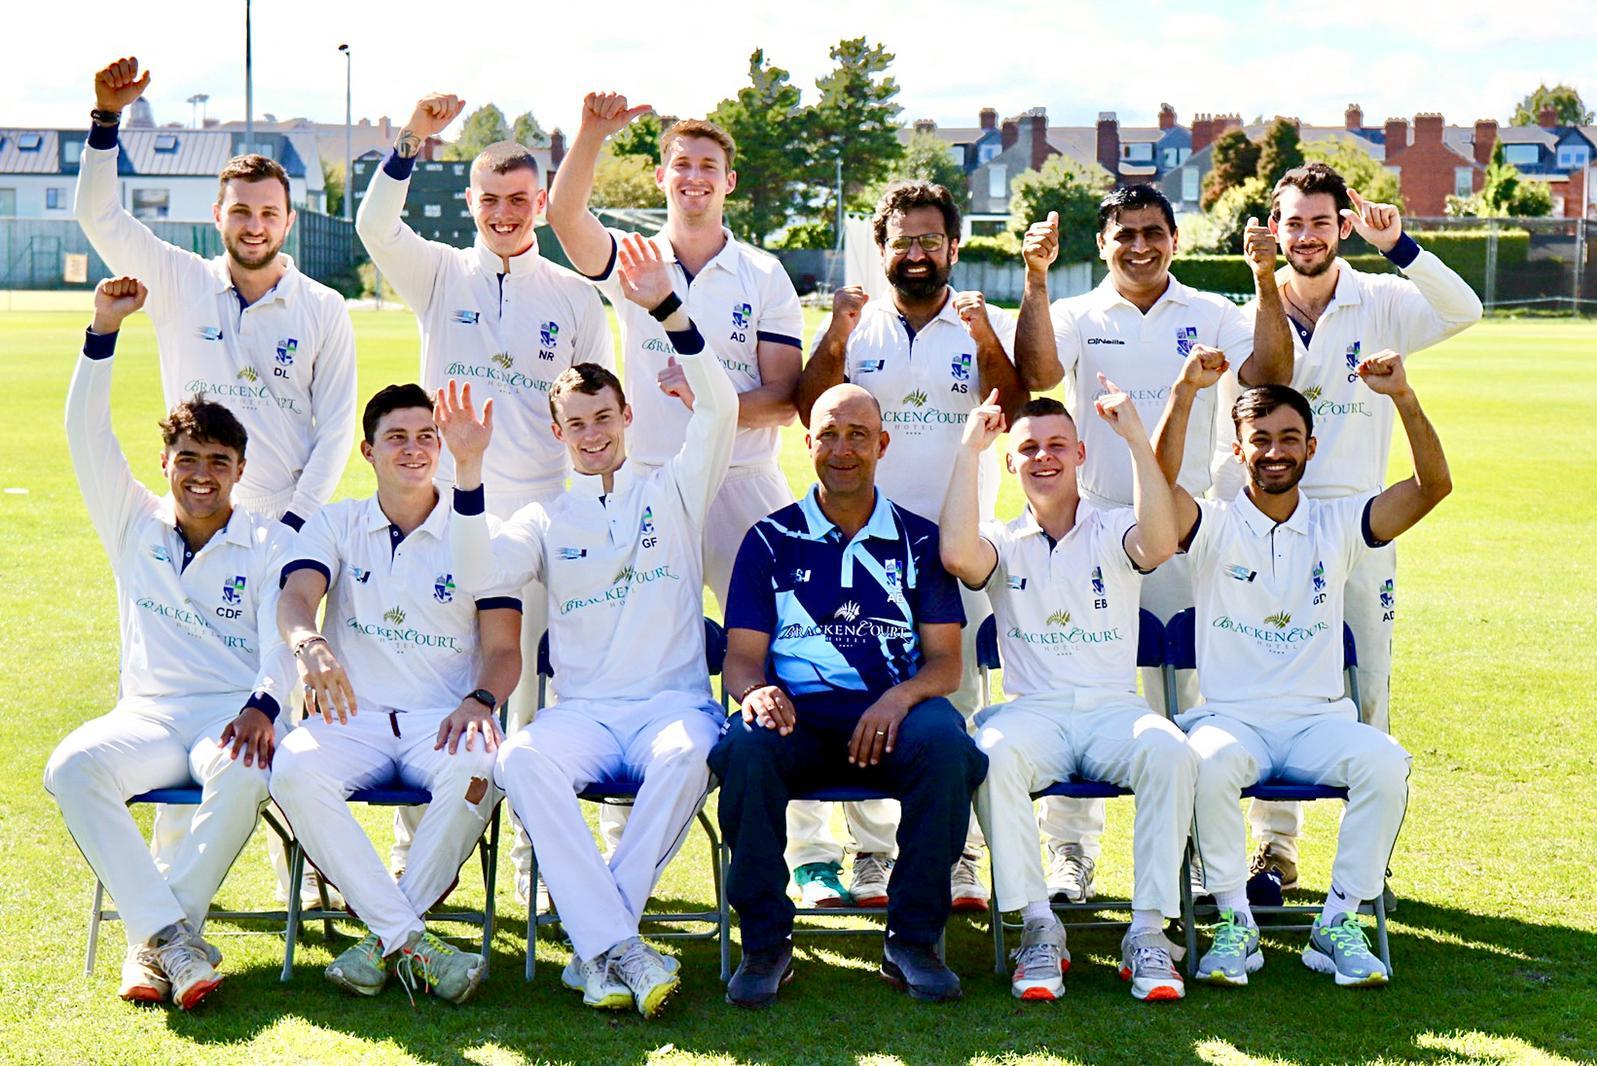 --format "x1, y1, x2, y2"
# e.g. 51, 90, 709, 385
946, 146, 963, 169
1454, 168, 1474, 197
423, 203, 442, 218
19, 133, 42, 151
1557, 146, 1589, 168
1163, 147, 1178, 168
1124, 142, 1153, 163
977, 142, 1000, 165
1503, 144, 1539, 167
154, 134, 179, 153
988, 164, 1007, 199
62, 140, 82, 165
0, 188, 17, 215
131, 188, 169, 219
46, 187, 67, 210
1181, 166, 1199, 203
